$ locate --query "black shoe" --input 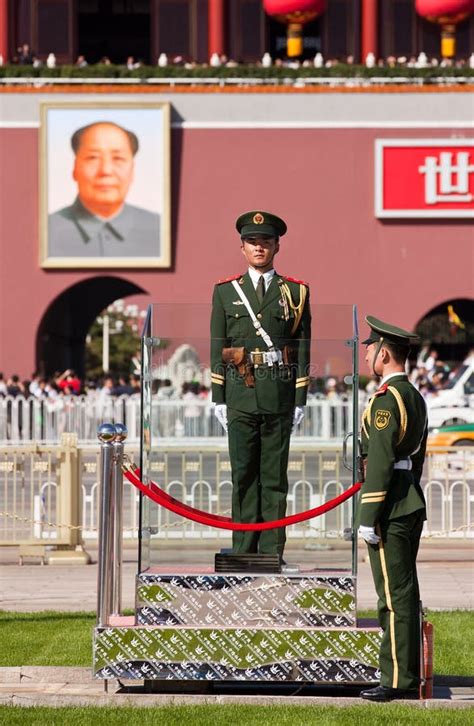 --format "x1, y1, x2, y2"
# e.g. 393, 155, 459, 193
360, 685, 419, 702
